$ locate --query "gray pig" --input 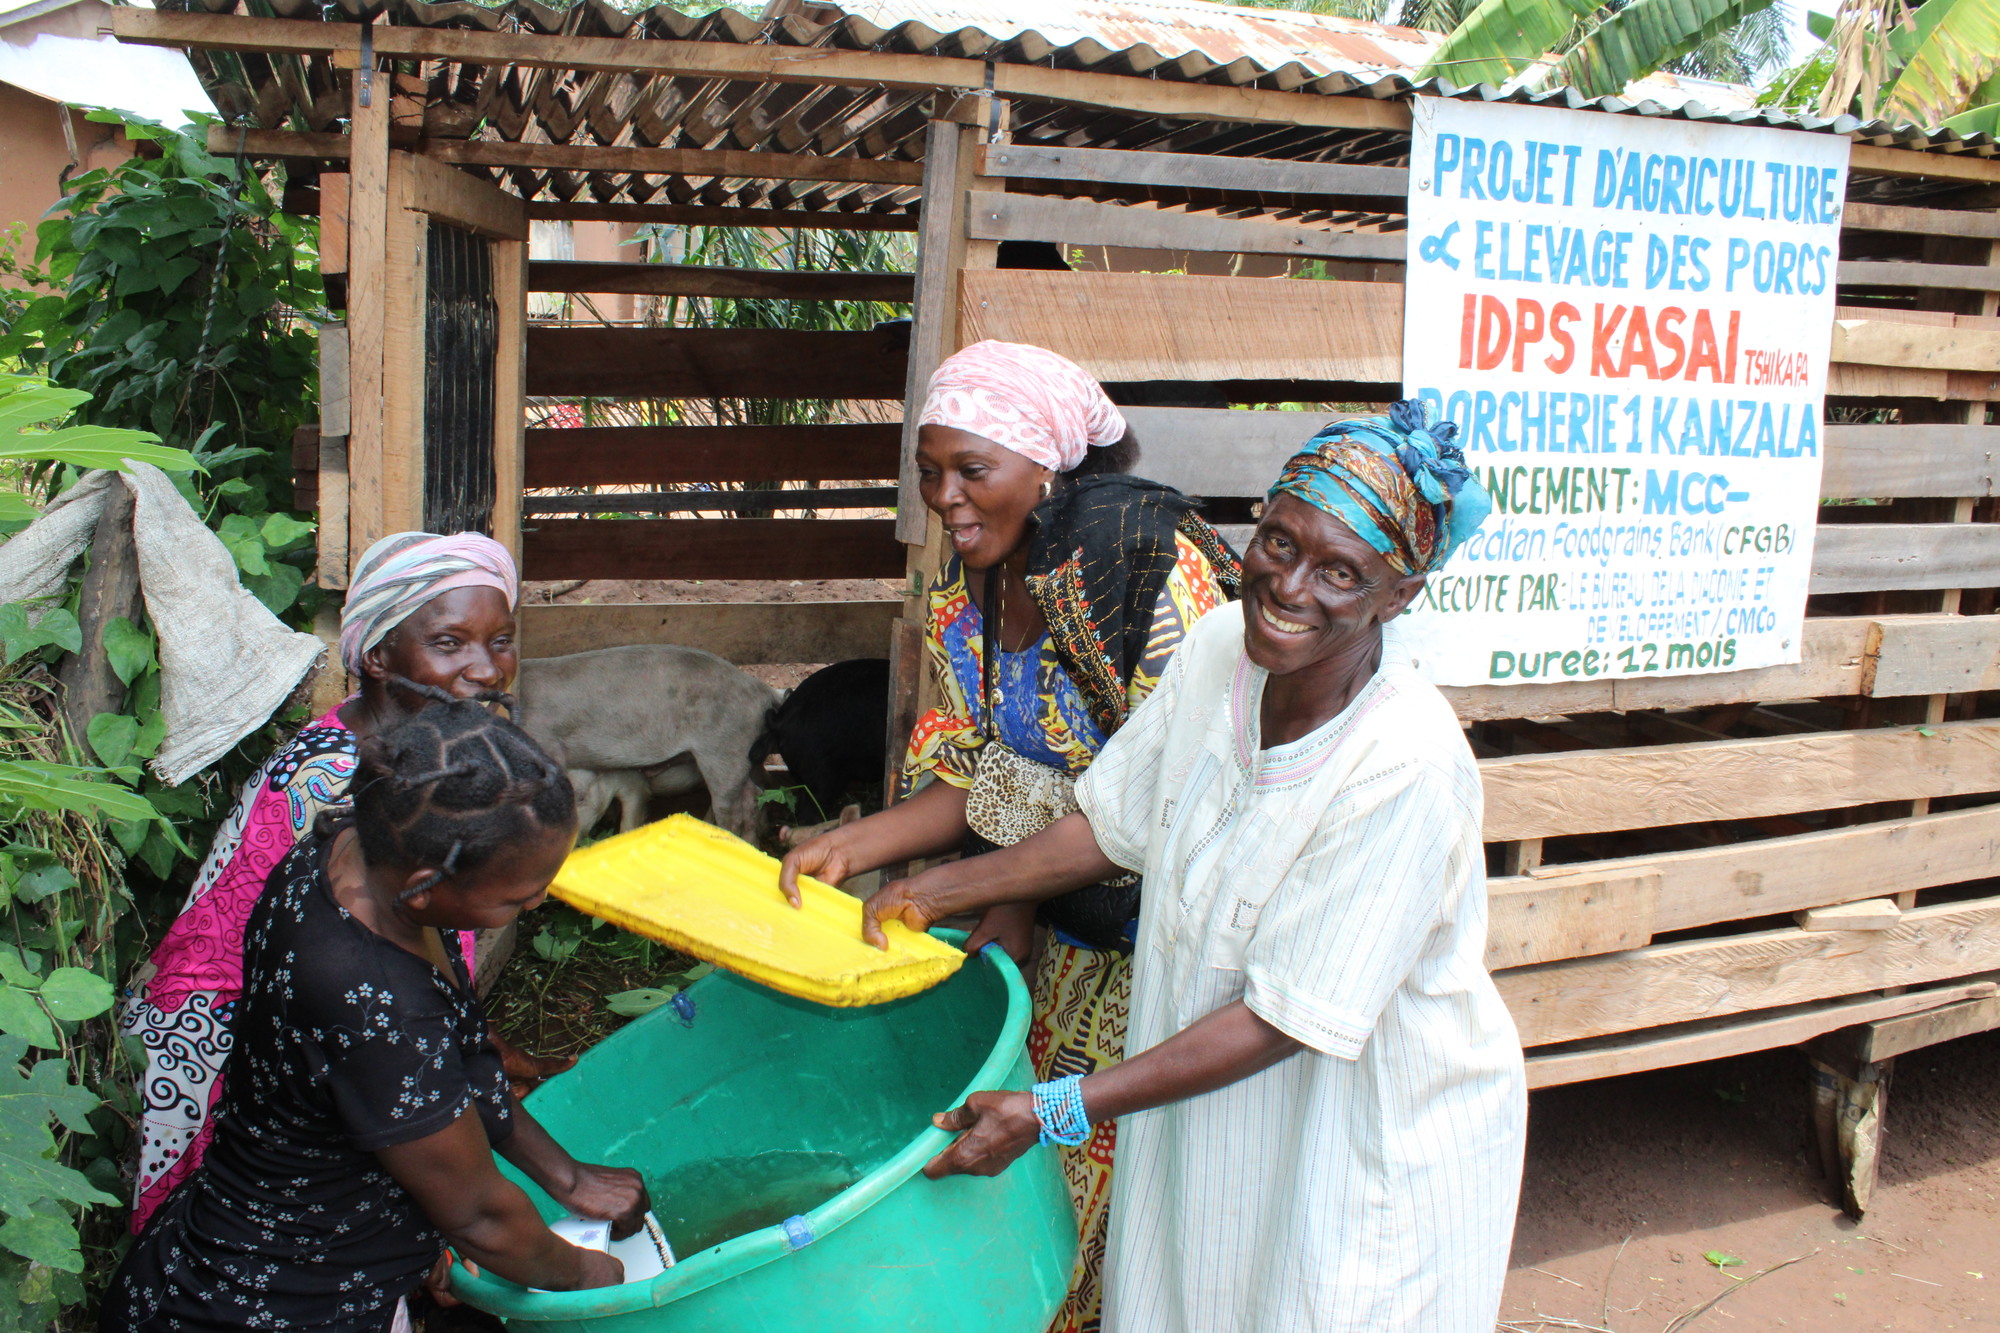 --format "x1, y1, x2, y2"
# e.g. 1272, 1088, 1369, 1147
515, 645, 779, 837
